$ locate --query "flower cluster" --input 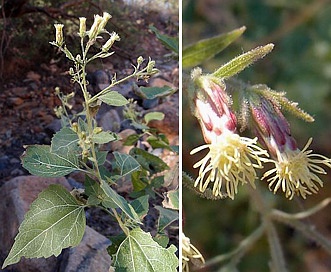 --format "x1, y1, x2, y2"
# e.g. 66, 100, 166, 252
182, 232, 204, 272
189, 71, 331, 200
